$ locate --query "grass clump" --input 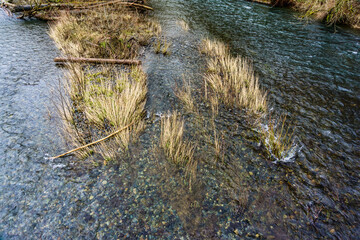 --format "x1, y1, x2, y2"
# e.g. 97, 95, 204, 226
153, 38, 171, 55
270, 0, 360, 27
199, 38, 296, 162
160, 111, 195, 166
200, 39, 267, 115
49, 6, 160, 59
57, 64, 147, 160
50, 3, 156, 161
175, 78, 196, 113
260, 116, 295, 161
177, 19, 190, 31
83, 67, 146, 150
161, 39, 171, 55
160, 111, 197, 187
